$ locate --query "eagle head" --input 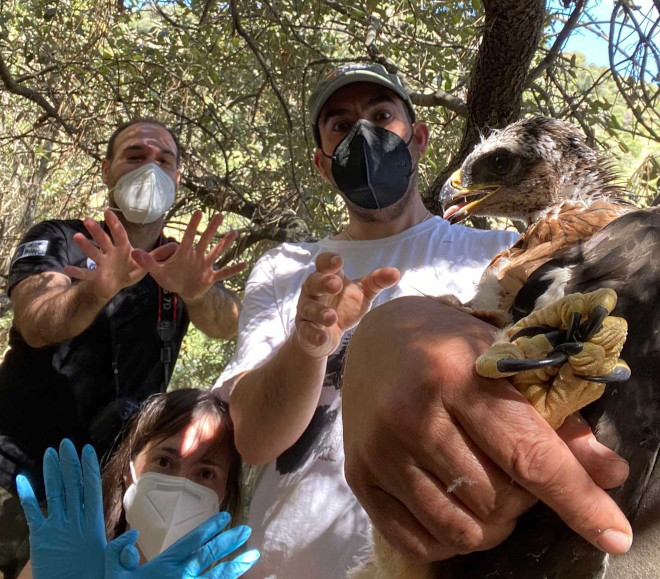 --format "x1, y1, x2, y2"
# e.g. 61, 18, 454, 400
440, 117, 621, 225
